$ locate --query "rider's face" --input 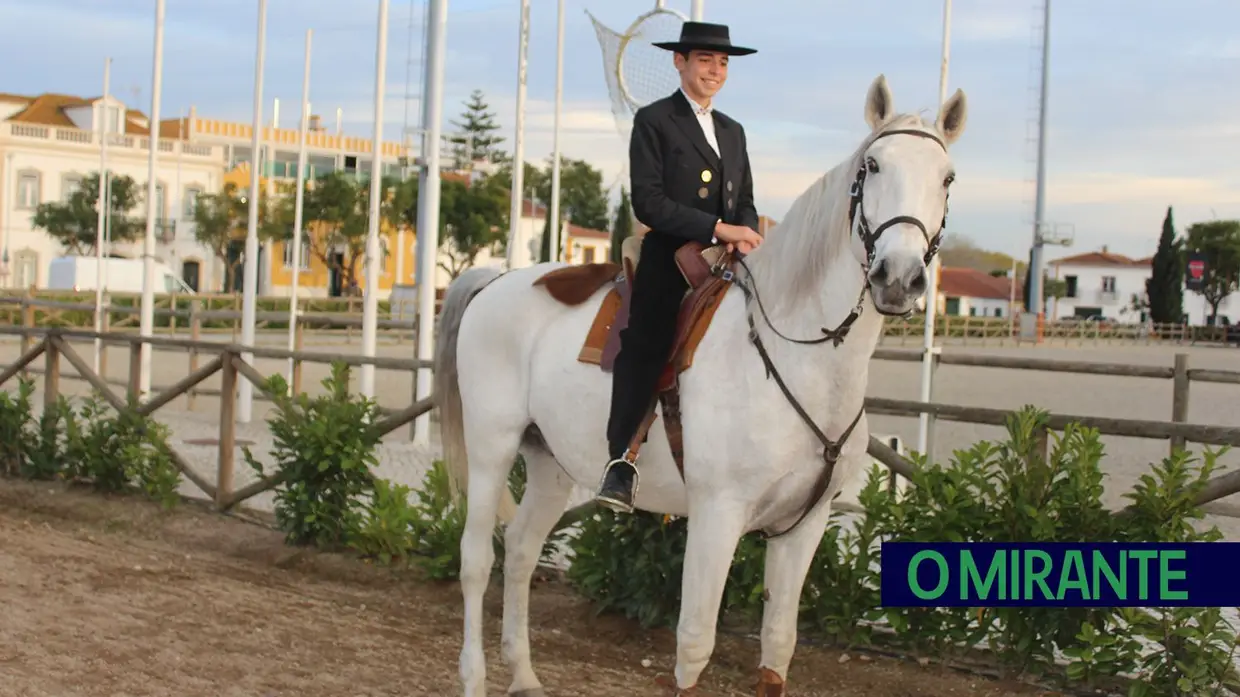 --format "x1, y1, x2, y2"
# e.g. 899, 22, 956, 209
676, 50, 729, 103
